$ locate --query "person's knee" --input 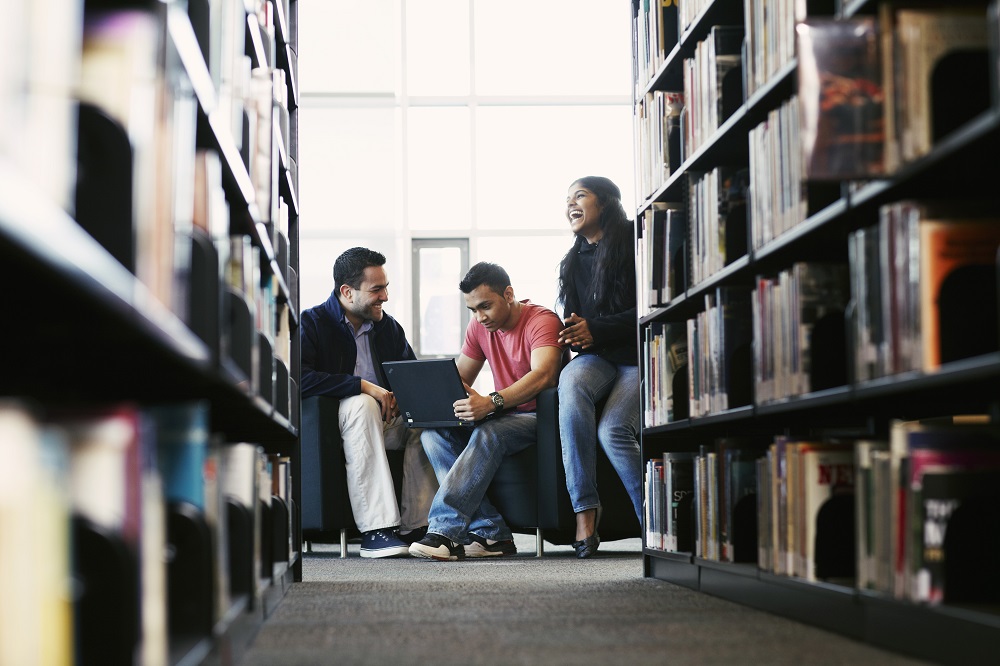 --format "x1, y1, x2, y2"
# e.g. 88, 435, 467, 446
598, 411, 623, 435
559, 359, 598, 399
339, 395, 385, 445
341, 393, 381, 419
420, 429, 447, 454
